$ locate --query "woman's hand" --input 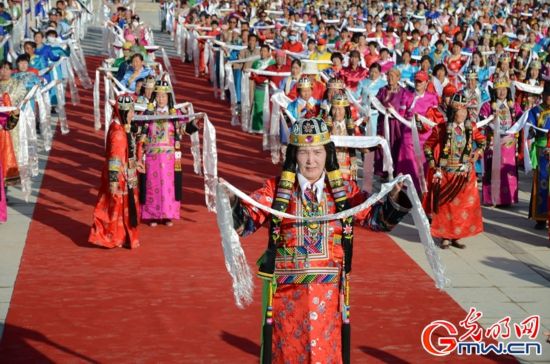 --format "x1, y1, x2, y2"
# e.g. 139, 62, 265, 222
219, 177, 236, 205
136, 161, 145, 173
389, 179, 404, 201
